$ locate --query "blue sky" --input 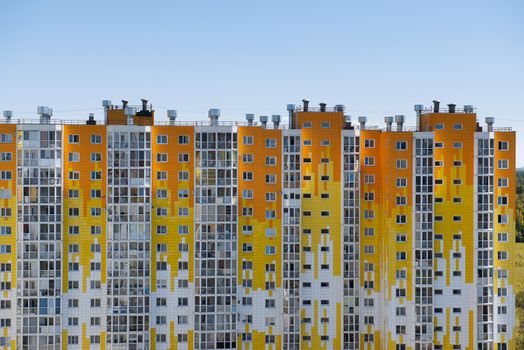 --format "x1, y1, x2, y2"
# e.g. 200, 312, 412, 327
1, 0, 523, 164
